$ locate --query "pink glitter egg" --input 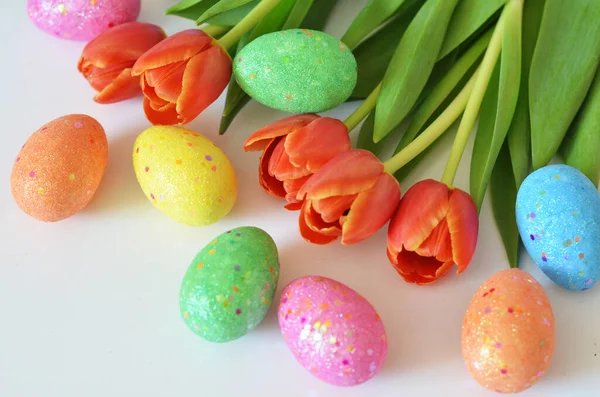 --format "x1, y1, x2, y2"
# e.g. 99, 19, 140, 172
278, 276, 387, 386
27, 0, 141, 41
